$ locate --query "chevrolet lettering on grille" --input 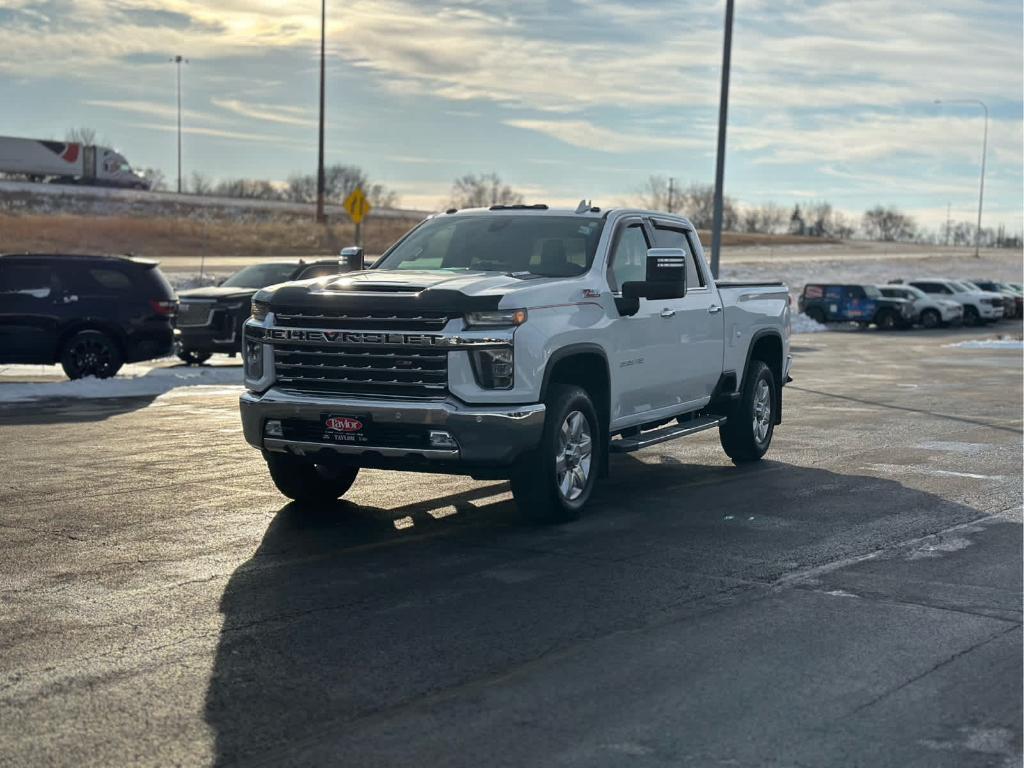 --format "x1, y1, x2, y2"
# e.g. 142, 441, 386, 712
265, 328, 446, 346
